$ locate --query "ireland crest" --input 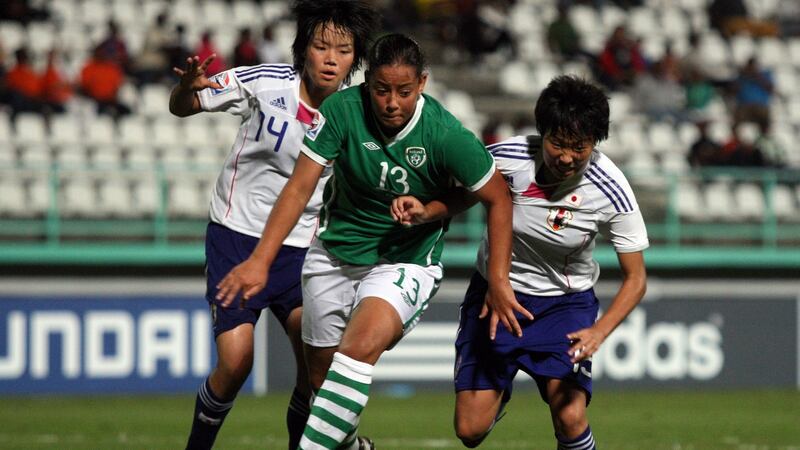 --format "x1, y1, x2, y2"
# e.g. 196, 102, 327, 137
405, 147, 427, 168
